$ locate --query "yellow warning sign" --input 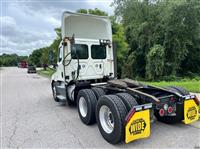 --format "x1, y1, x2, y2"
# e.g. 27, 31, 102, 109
125, 109, 150, 144
184, 99, 199, 124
